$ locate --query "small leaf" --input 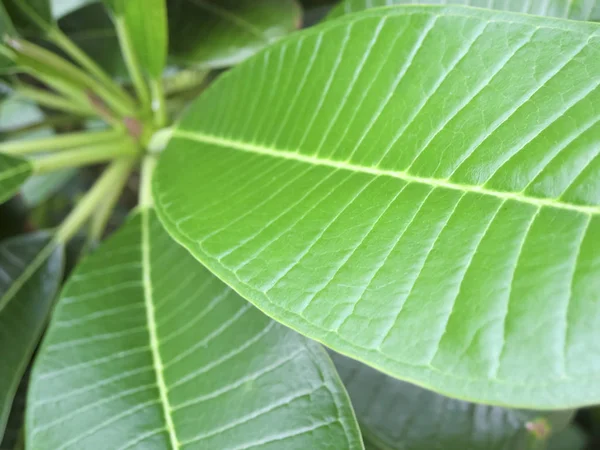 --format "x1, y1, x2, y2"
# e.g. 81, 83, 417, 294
154, 6, 600, 408
0, 153, 32, 205
27, 209, 362, 449
0, 232, 64, 442
168, 0, 302, 69
332, 353, 574, 450
329, 0, 600, 21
